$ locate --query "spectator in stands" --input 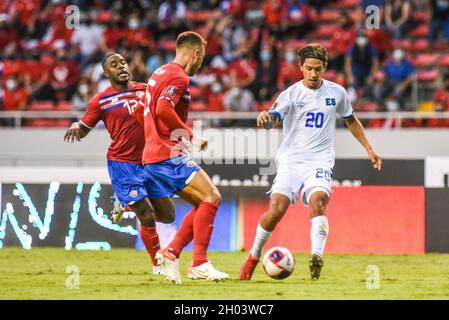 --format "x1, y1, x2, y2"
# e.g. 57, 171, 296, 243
124, 13, 153, 50
373, 48, 415, 110
147, 48, 174, 75
384, 0, 412, 39
221, 0, 248, 24
432, 72, 449, 111
250, 29, 279, 102
0, 75, 29, 112
428, 75, 449, 126
263, 0, 286, 39
221, 14, 247, 63
428, 0, 449, 43
277, 48, 302, 90
71, 13, 104, 71
0, 14, 19, 51
157, 0, 189, 39
128, 49, 148, 83
328, 11, 357, 73
23, 50, 51, 102
223, 74, 255, 127
344, 31, 379, 100
427, 72, 449, 128
71, 78, 93, 112
48, 48, 81, 102
282, 0, 314, 39
203, 15, 225, 66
